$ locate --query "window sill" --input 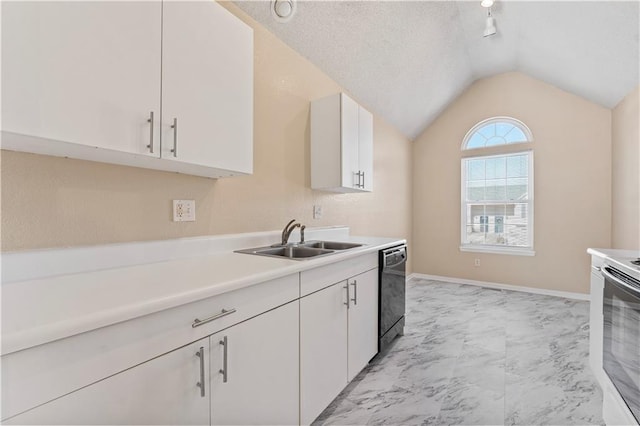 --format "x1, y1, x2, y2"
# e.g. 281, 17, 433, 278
459, 245, 535, 256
